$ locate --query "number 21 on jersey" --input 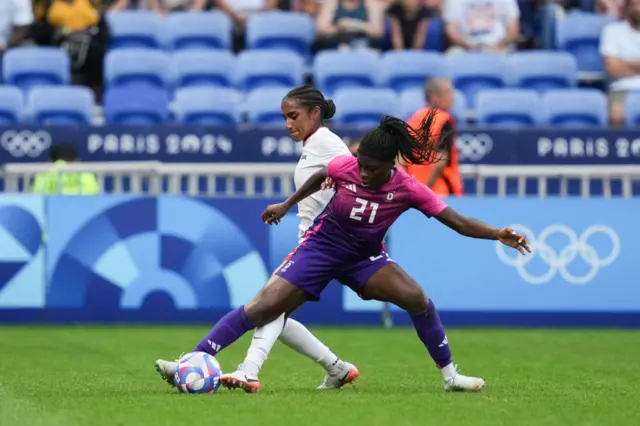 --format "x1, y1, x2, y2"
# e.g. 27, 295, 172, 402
350, 197, 379, 224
